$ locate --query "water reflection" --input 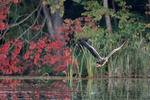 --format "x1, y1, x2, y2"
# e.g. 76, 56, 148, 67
0, 78, 149, 100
